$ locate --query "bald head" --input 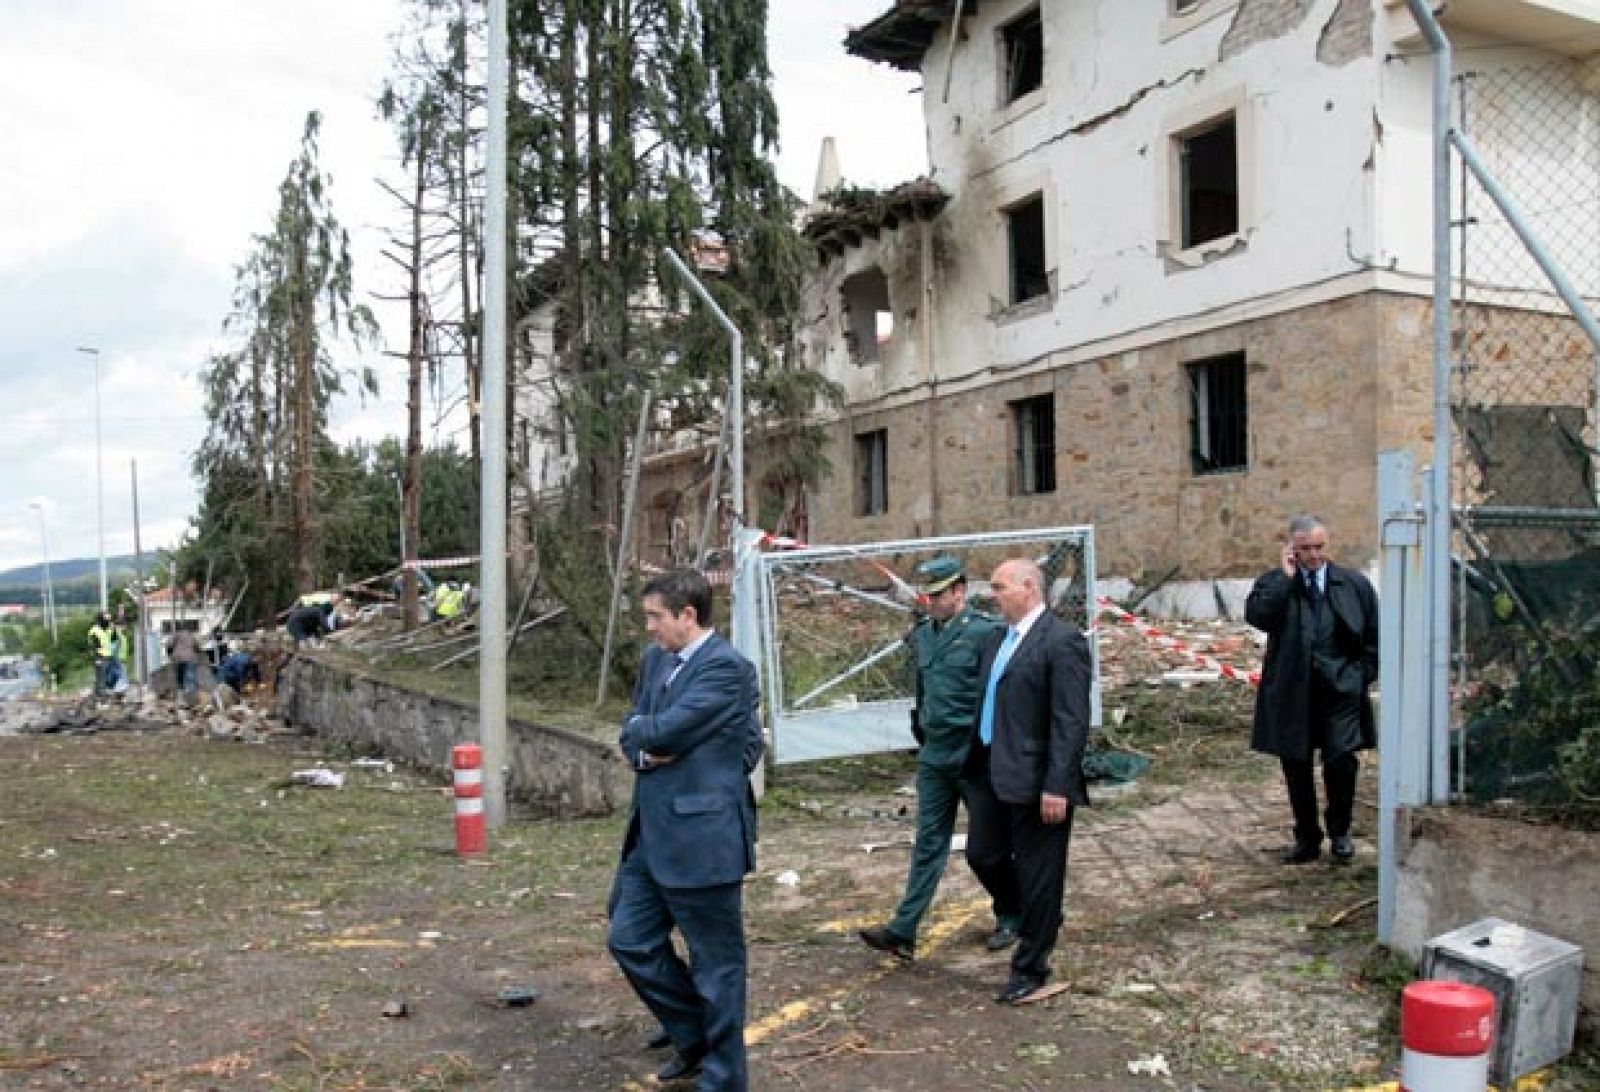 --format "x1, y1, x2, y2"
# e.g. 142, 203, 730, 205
991, 559, 1045, 625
